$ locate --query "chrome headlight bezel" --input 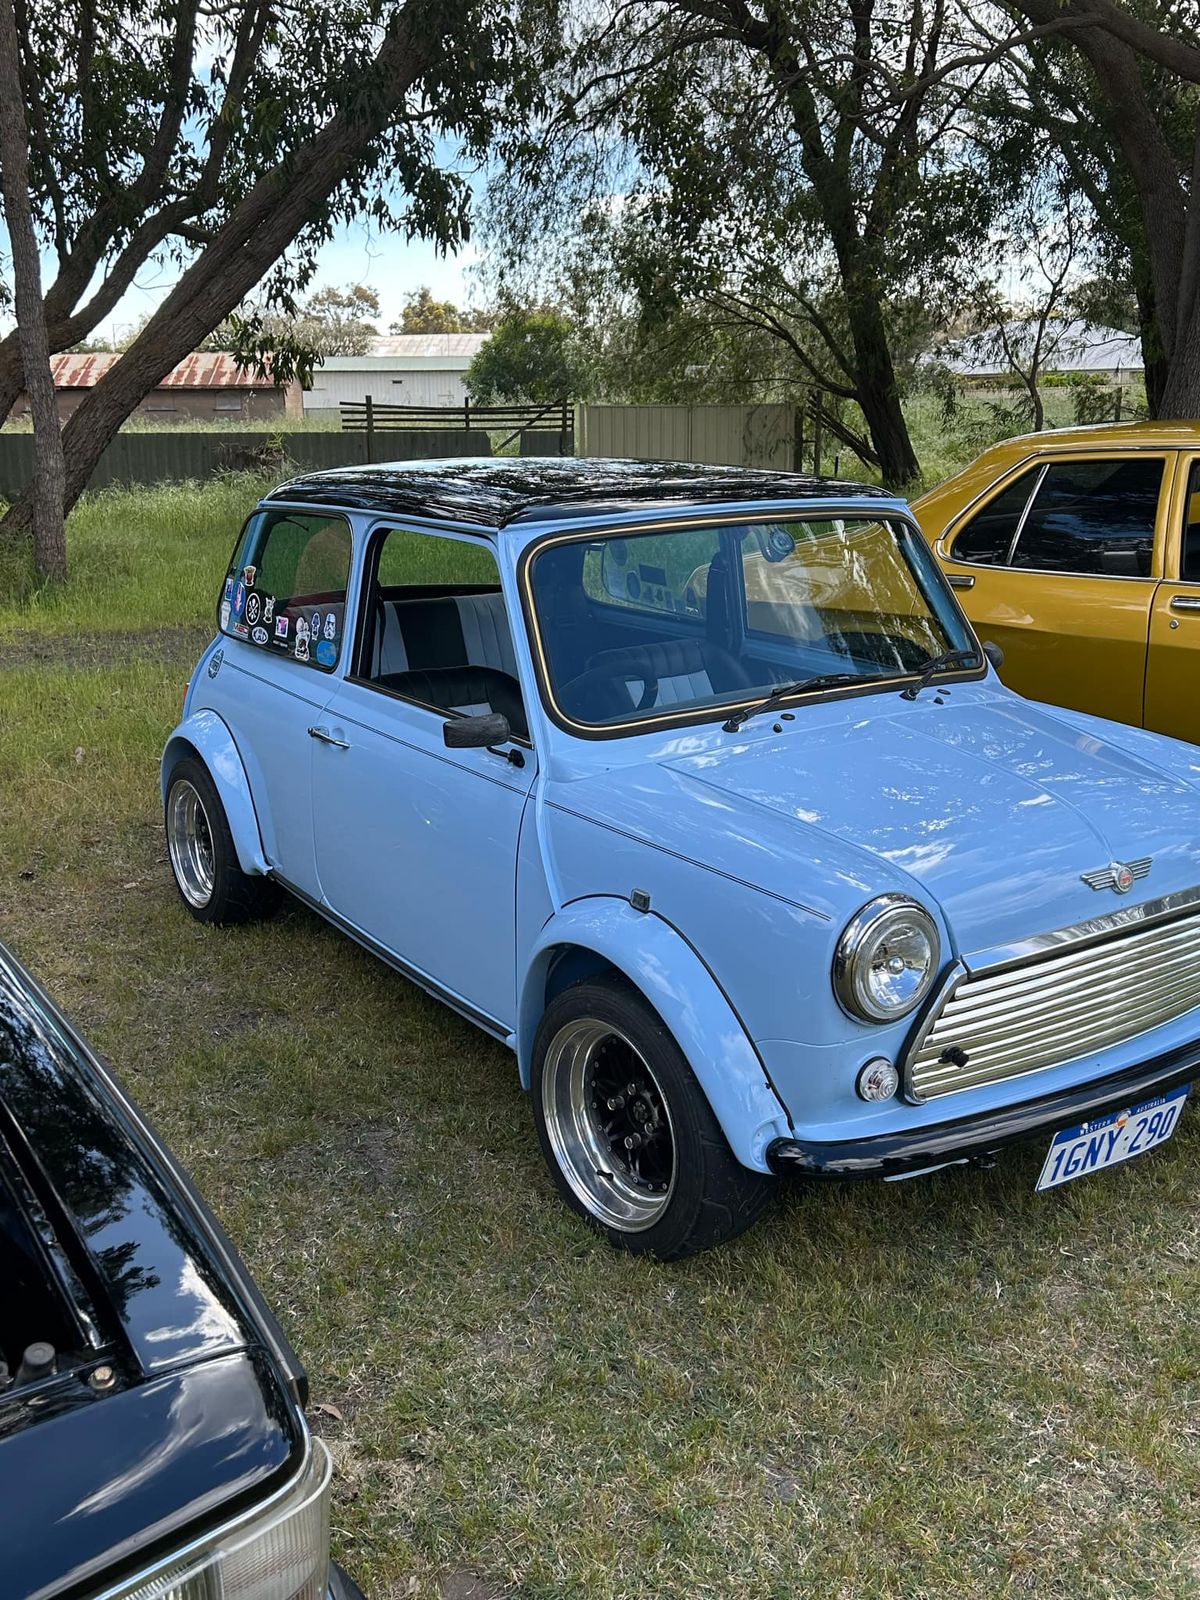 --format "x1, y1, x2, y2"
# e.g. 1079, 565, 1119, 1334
96, 1432, 331, 1600
833, 895, 941, 1024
